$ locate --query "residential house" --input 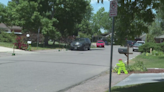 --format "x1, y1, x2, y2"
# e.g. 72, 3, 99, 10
0, 23, 22, 35
139, 34, 147, 41
155, 35, 164, 43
